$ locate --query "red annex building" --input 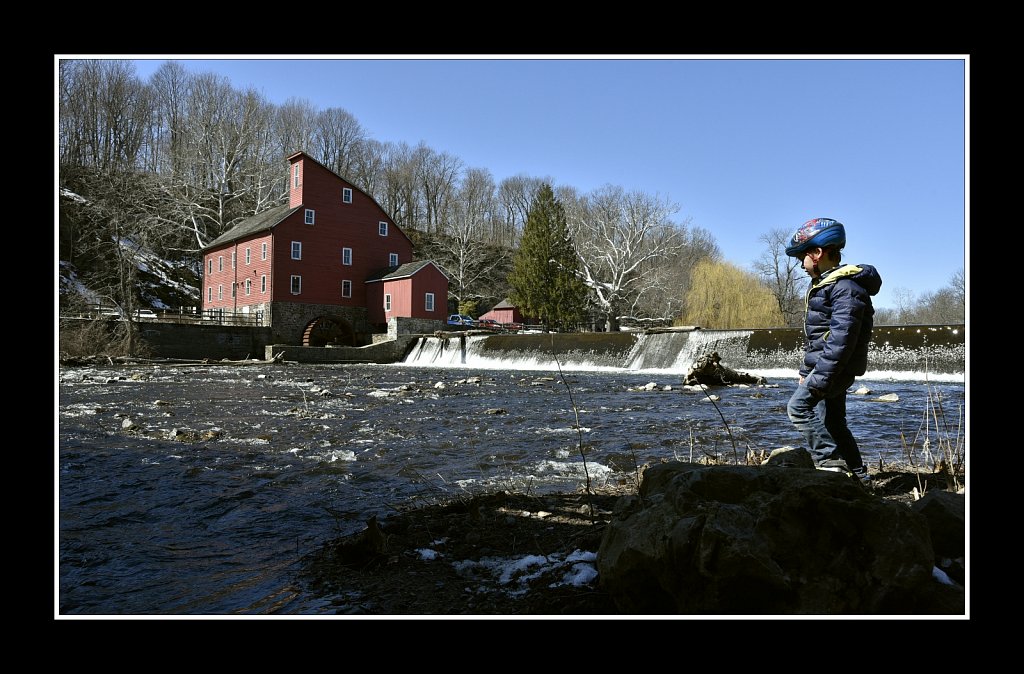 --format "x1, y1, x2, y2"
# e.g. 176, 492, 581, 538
201, 151, 448, 345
